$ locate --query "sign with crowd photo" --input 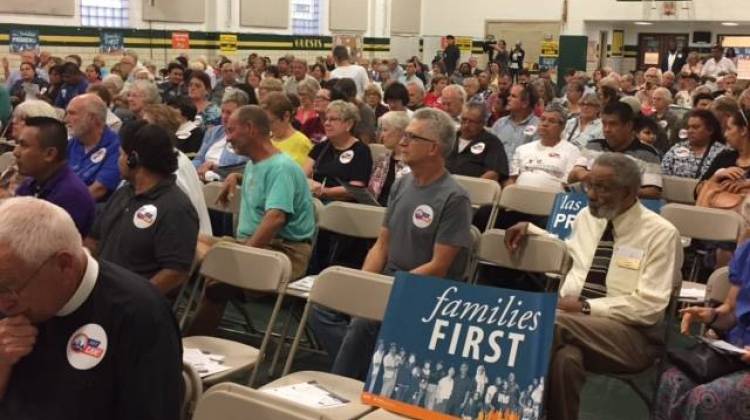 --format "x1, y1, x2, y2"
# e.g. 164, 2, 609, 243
546, 192, 664, 240
171, 32, 190, 50
362, 273, 557, 420
9, 28, 39, 53
100, 31, 124, 54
